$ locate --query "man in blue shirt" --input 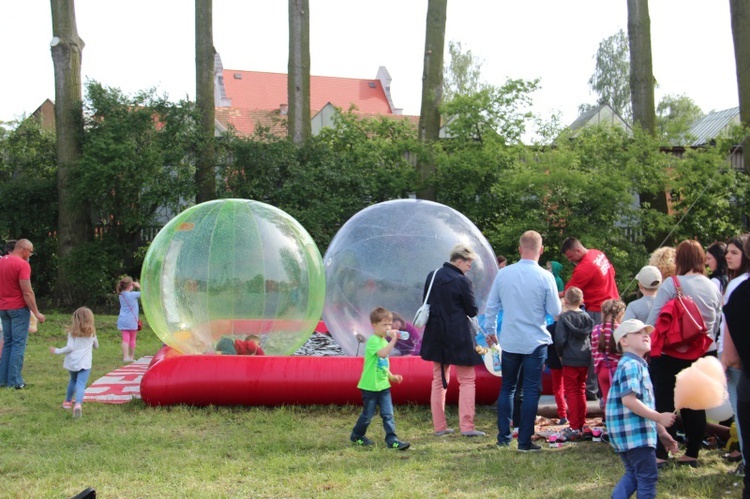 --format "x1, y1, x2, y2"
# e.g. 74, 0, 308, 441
485, 230, 562, 451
